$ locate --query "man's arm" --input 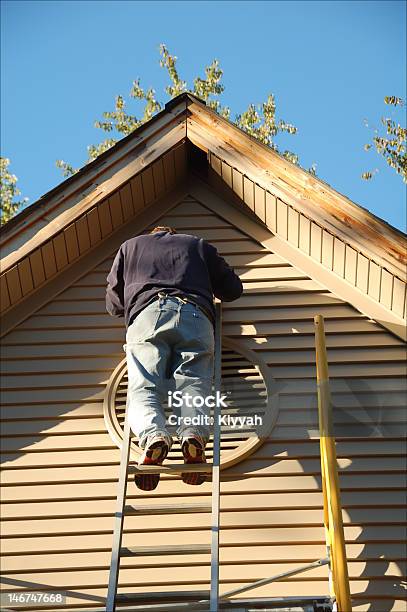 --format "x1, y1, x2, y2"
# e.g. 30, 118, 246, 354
106, 245, 125, 317
205, 241, 243, 301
